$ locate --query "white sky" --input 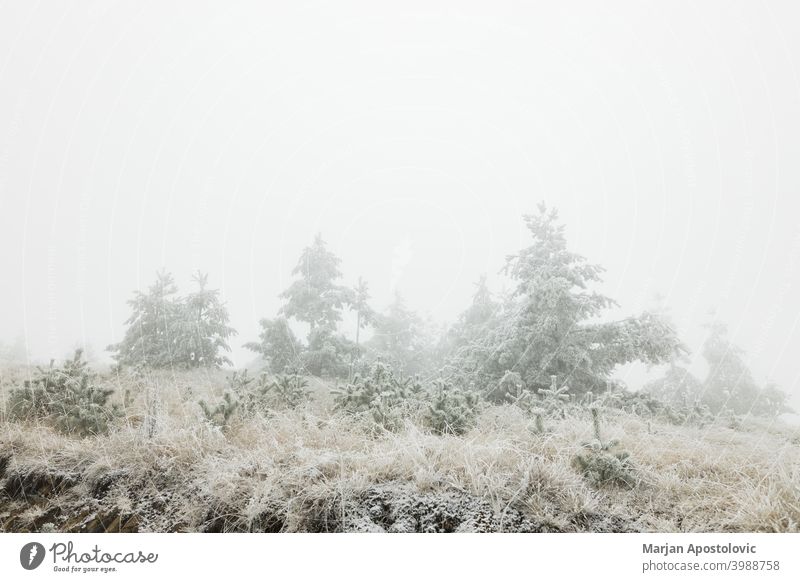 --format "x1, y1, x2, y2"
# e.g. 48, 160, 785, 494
1, 1, 800, 403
